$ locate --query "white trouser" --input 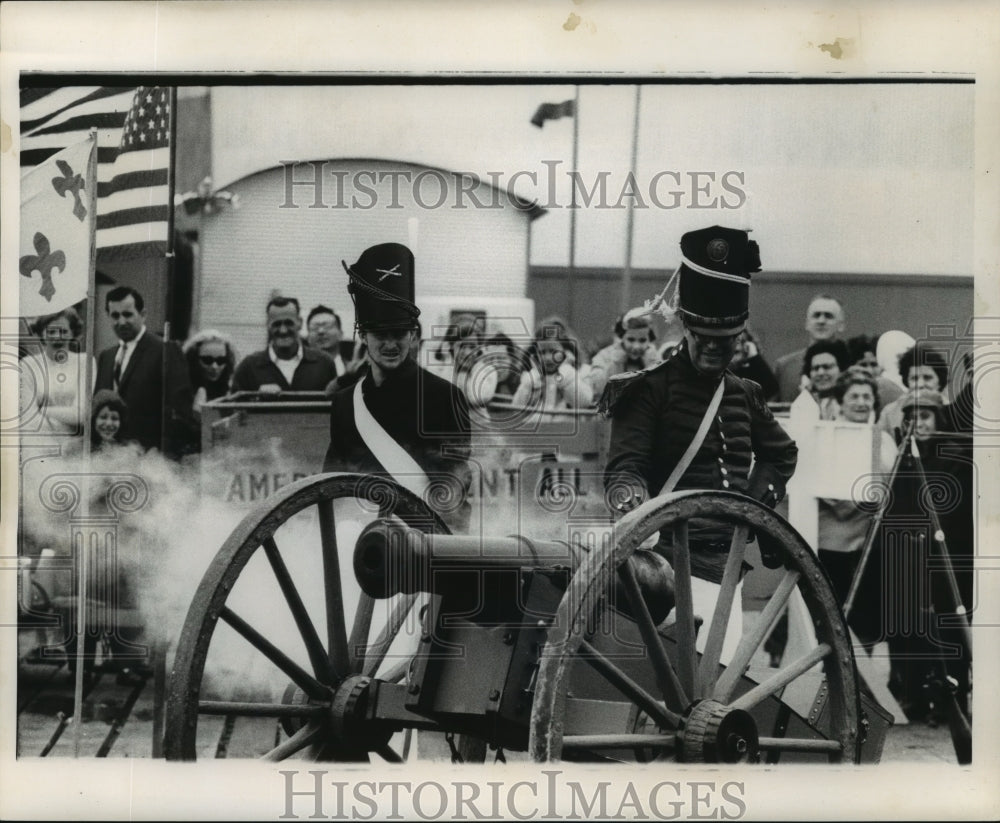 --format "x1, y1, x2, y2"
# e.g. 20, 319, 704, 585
664, 576, 744, 665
